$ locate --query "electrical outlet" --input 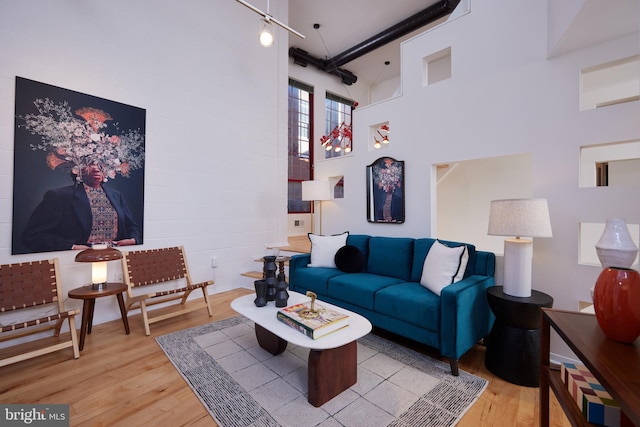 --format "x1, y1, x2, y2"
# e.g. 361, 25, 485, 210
211, 256, 218, 268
